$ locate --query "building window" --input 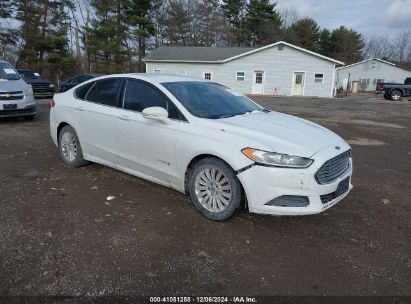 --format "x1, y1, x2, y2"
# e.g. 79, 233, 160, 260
373, 79, 376, 85
366, 78, 370, 85
314, 73, 324, 83
278, 44, 284, 51
203, 72, 212, 80
153, 69, 162, 74
177, 69, 186, 76
255, 71, 263, 84
377, 79, 384, 83
236, 71, 245, 82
